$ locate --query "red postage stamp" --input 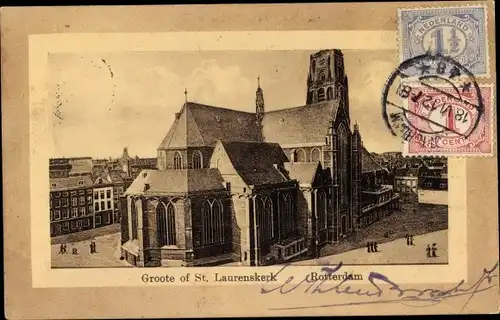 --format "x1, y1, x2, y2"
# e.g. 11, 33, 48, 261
403, 85, 494, 156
